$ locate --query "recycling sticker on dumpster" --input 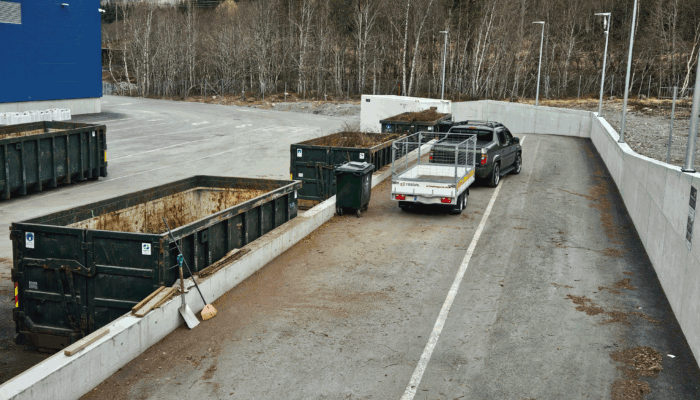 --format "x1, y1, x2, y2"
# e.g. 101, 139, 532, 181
359, 153, 365, 160
297, 149, 302, 157
25, 232, 34, 249
142, 243, 151, 255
